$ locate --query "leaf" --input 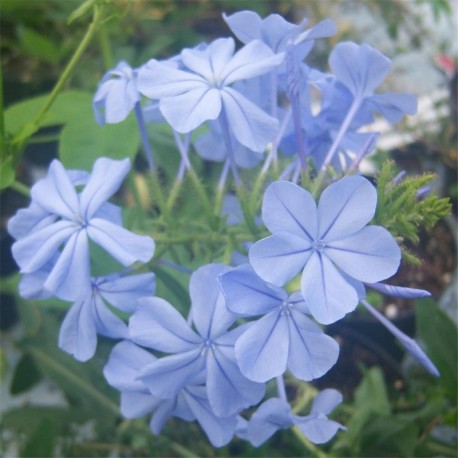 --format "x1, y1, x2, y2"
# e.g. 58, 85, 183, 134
17, 25, 61, 64
416, 299, 458, 402
153, 266, 189, 314
10, 353, 43, 395
0, 156, 16, 189
59, 111, 140, 171
21, 417, 56, 458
